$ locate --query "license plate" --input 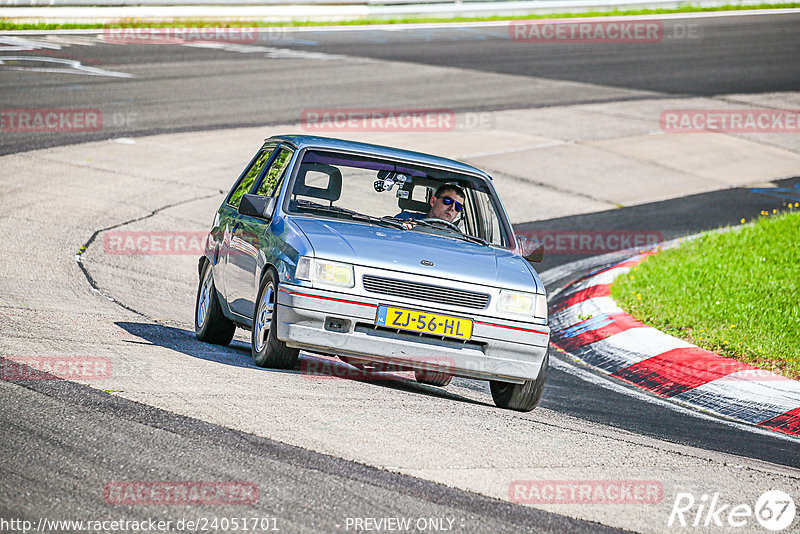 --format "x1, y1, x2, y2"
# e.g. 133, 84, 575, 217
376, 305, 473, 340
